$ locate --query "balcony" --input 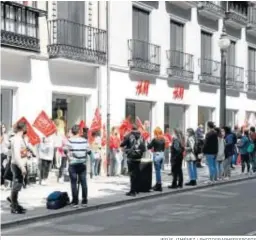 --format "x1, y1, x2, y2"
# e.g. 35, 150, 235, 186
1, 1, 45, 52
47, 19, 107, 64
247, 5, 256, 36
225, 2, 248, 29
128, 39, 161, 74
199, 59, 221, 85
169, 1, 198, 10
198, 2, 225, 20
166, 50, 194, 81
247, 70, 256, 92
226, 65, 244, 90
